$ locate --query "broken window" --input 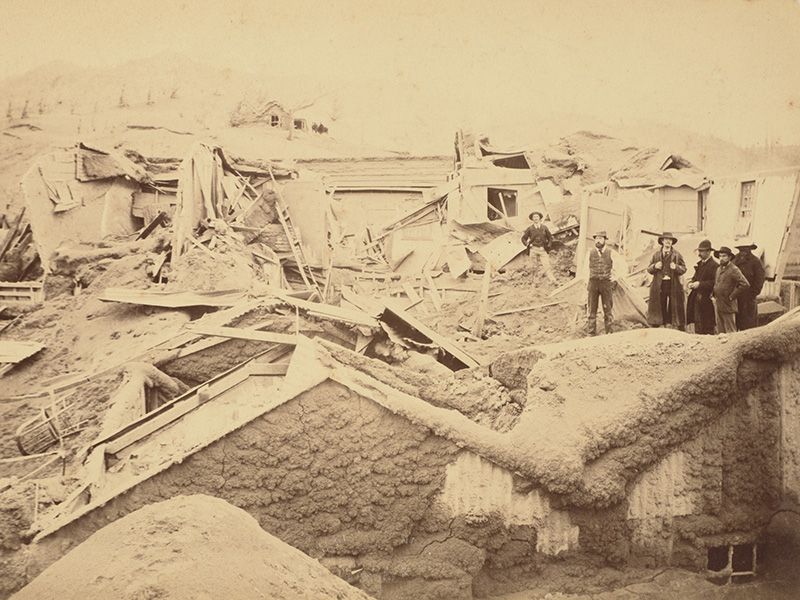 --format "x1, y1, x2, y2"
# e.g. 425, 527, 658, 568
270, 115, 280, 127
735, 181, 756, 237
294, 119, 305, 131
707, 543, 757, 584
487, 188, 518, 221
